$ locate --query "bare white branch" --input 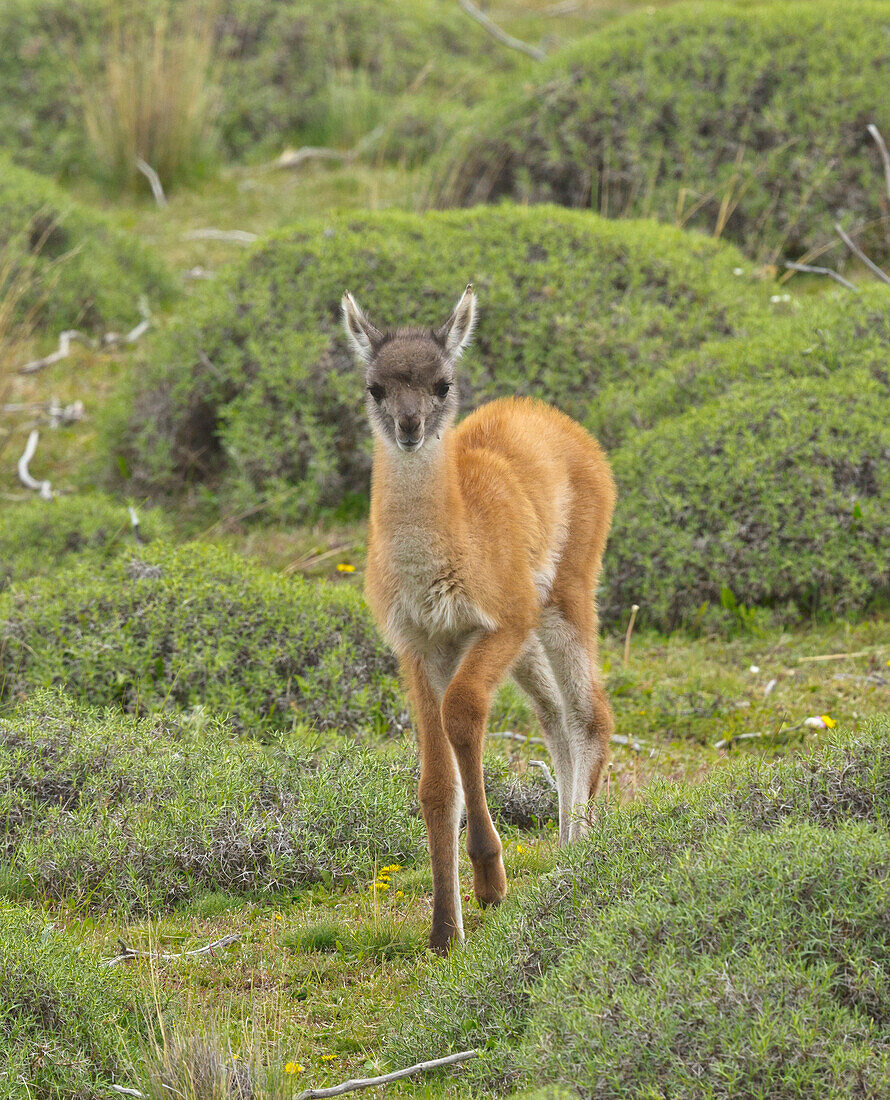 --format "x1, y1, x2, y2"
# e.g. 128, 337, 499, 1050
17, 429, 52, 499
110, 1087, 144, 1098
867, 123, 890, 202
135, 157, 167, 208
18, 330, 92, 375
295, 1050, 478, 1100
527, 759, 557, 791
102, 933, 241, 968
456, 0, 546, 60
181, 228, 258, 244
834, 222, 890, 285
274, 124, 385, 171
783, 260, 857, 291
